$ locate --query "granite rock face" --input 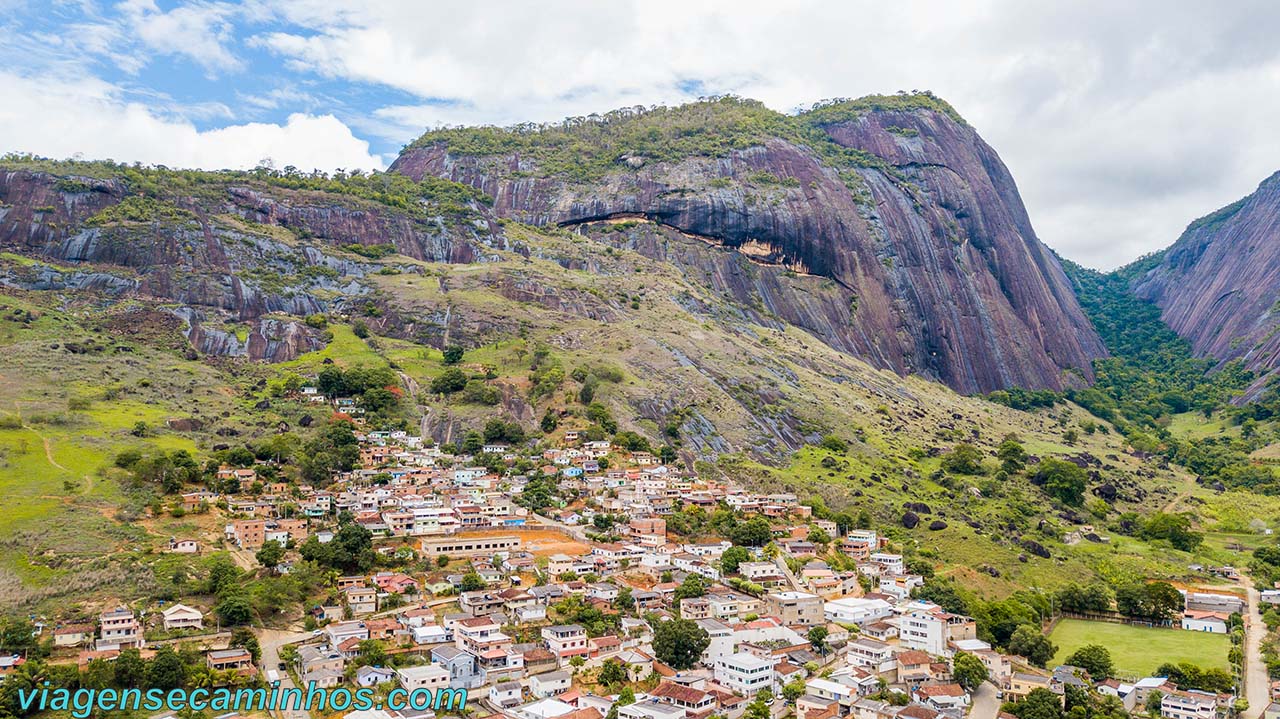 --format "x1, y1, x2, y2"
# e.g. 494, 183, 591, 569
1134, 172, 1280, 394
0, 168, 502, 361
392, 103, 1105, 394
